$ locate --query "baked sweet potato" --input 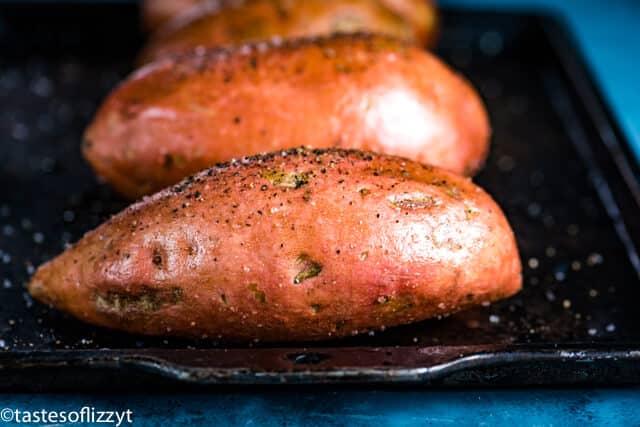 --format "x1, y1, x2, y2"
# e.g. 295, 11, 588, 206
139, 0, 437, 59
141, 0, 202, 31
85, 34, 490, 199
139, 0, 438, 64
29, 148, 521, 343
